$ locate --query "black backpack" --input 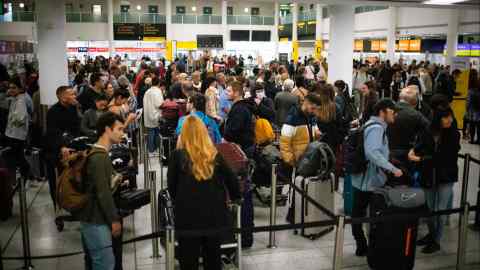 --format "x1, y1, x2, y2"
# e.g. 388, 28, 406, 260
343, 122, 383, 175
297, 141, 336, 178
